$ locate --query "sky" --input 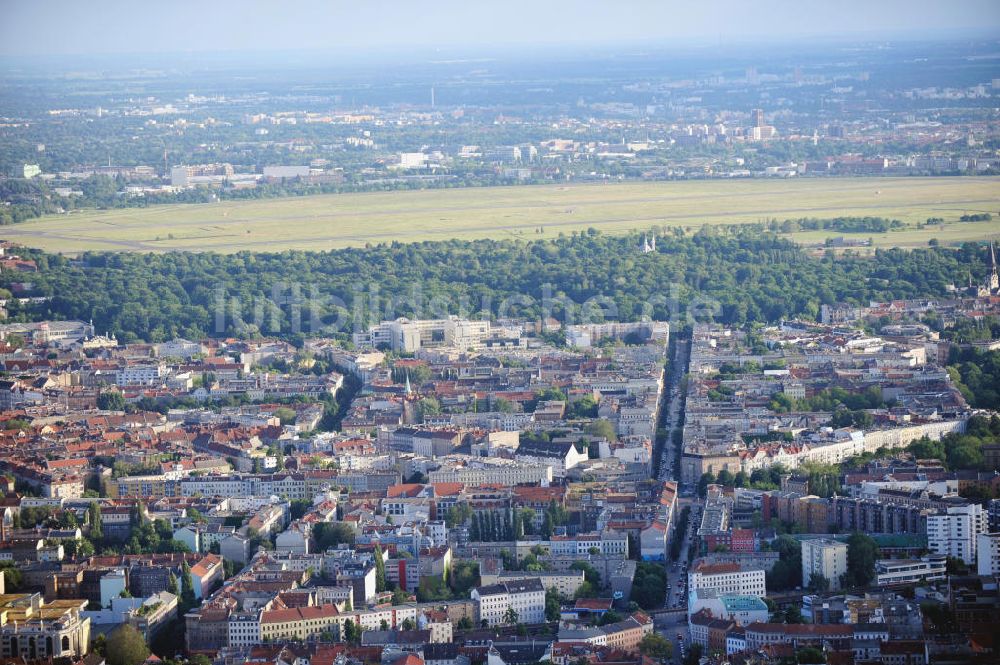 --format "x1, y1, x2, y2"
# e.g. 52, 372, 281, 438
2, 0, 999, 57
